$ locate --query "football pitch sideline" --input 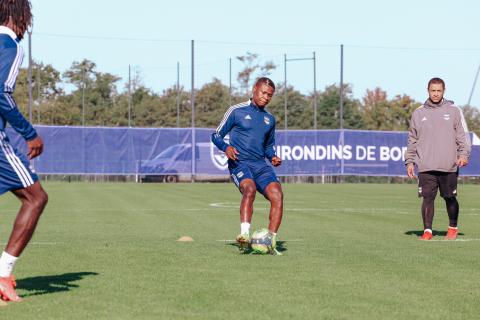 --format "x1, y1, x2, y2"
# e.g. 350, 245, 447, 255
0, 182, 479, 319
